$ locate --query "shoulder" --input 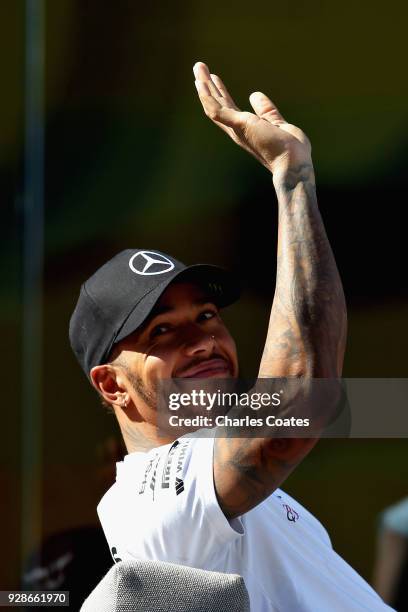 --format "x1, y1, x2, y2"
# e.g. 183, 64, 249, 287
98, 434, 243, 565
